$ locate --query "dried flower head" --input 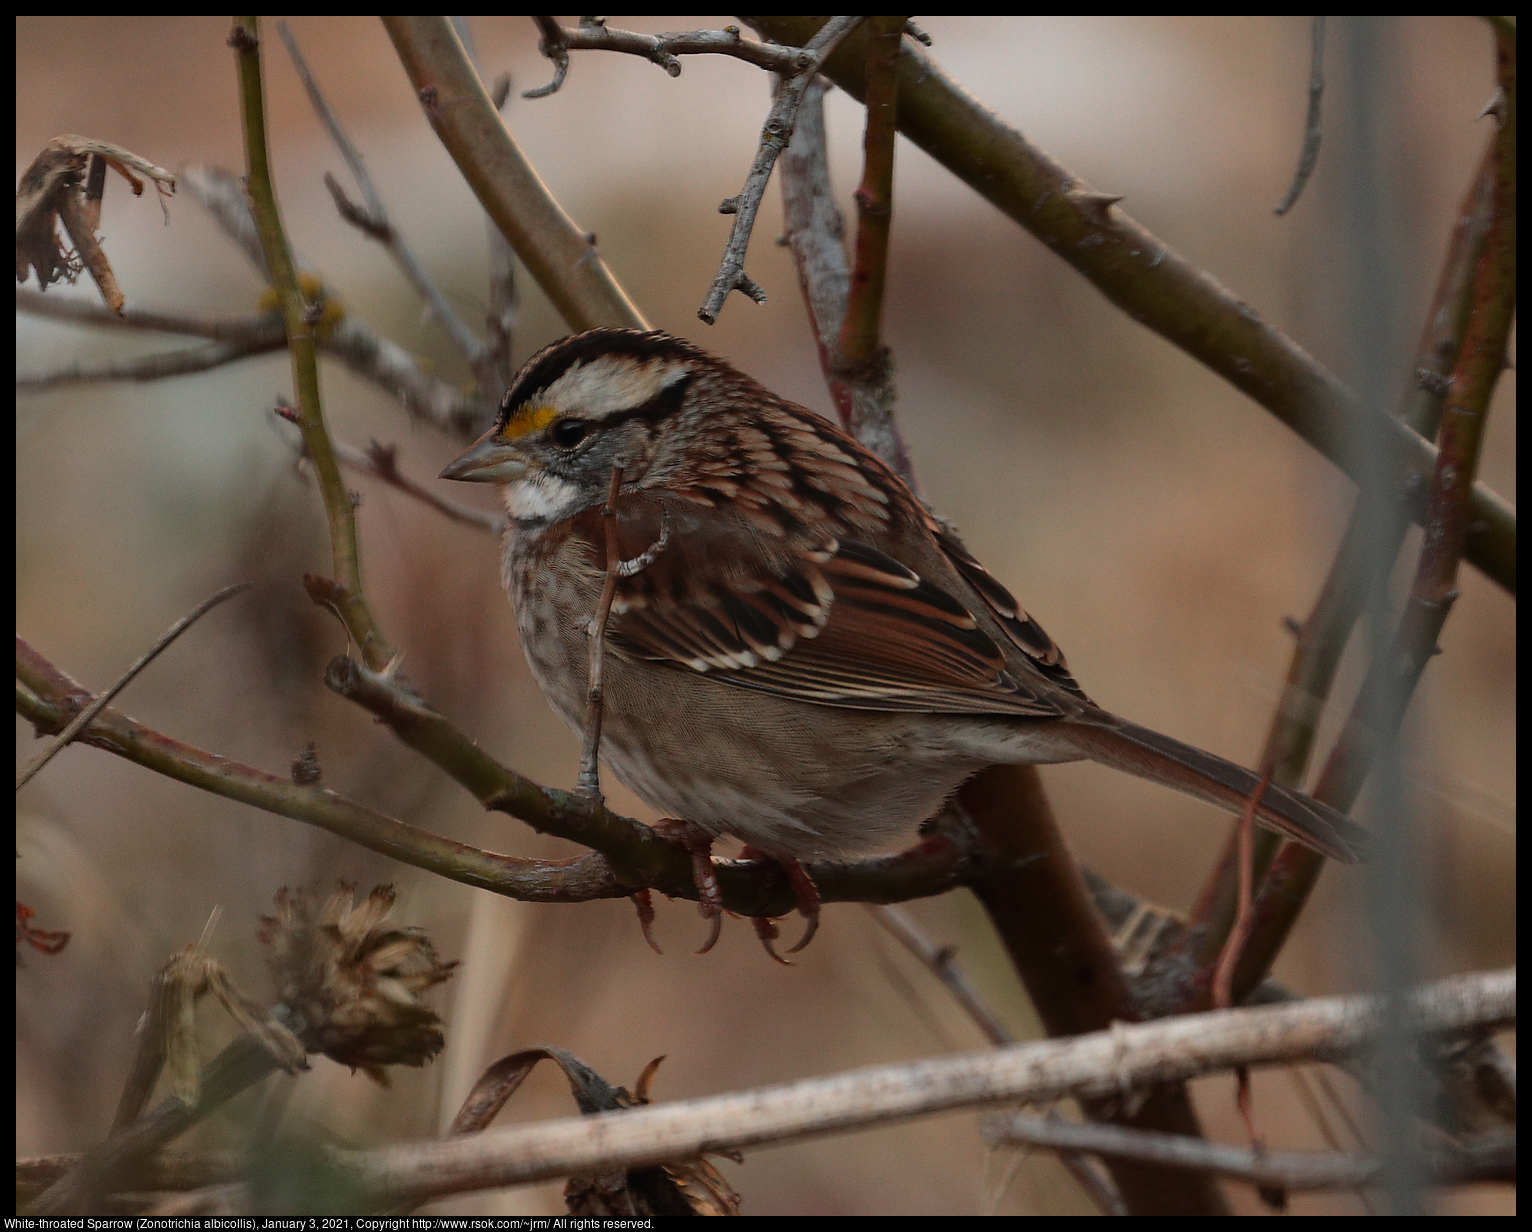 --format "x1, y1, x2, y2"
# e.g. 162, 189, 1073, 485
258, 883, 457, 1084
